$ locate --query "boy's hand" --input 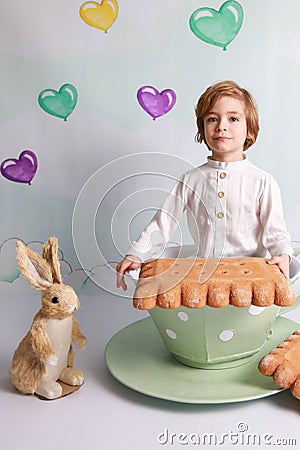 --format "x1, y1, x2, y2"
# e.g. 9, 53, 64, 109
116, 255, 142, 291
267, 254, 290, 280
